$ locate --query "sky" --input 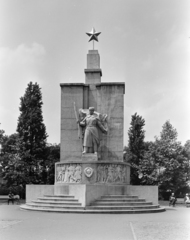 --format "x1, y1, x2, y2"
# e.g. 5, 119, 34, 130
0, 0, 189, 146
